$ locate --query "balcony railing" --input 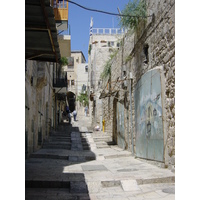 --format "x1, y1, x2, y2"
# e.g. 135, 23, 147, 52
92, 28, 127, 35
53, 78, 67, 88
51, 0, 68, 21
